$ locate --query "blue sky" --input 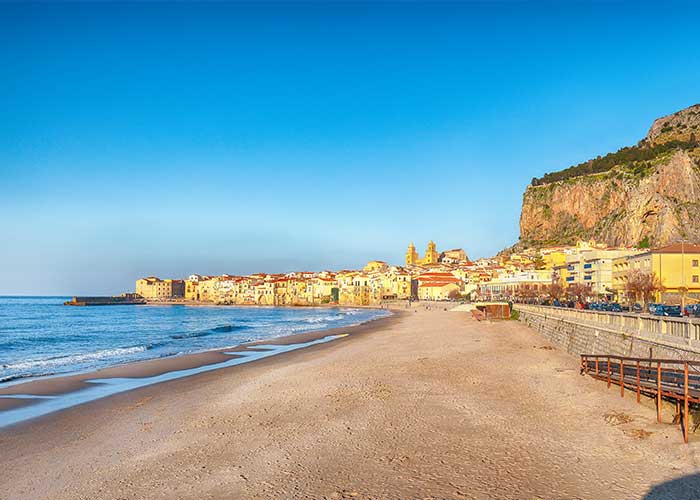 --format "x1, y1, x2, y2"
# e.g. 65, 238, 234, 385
2, 2, 699, 295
